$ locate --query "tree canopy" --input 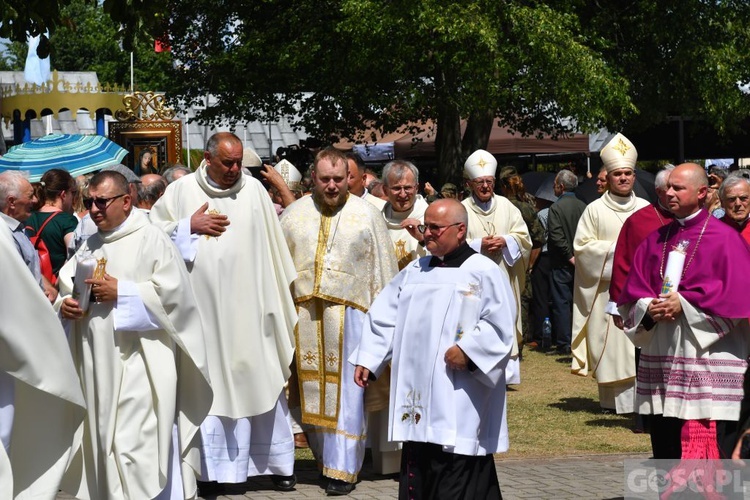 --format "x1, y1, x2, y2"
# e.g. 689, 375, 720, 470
2, 0, 173, 91
1, 0, 164, 51
164, 0, 634, 182
6, 1, 750, 179
1, 0, 68, 47
575, 0, 750, 136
